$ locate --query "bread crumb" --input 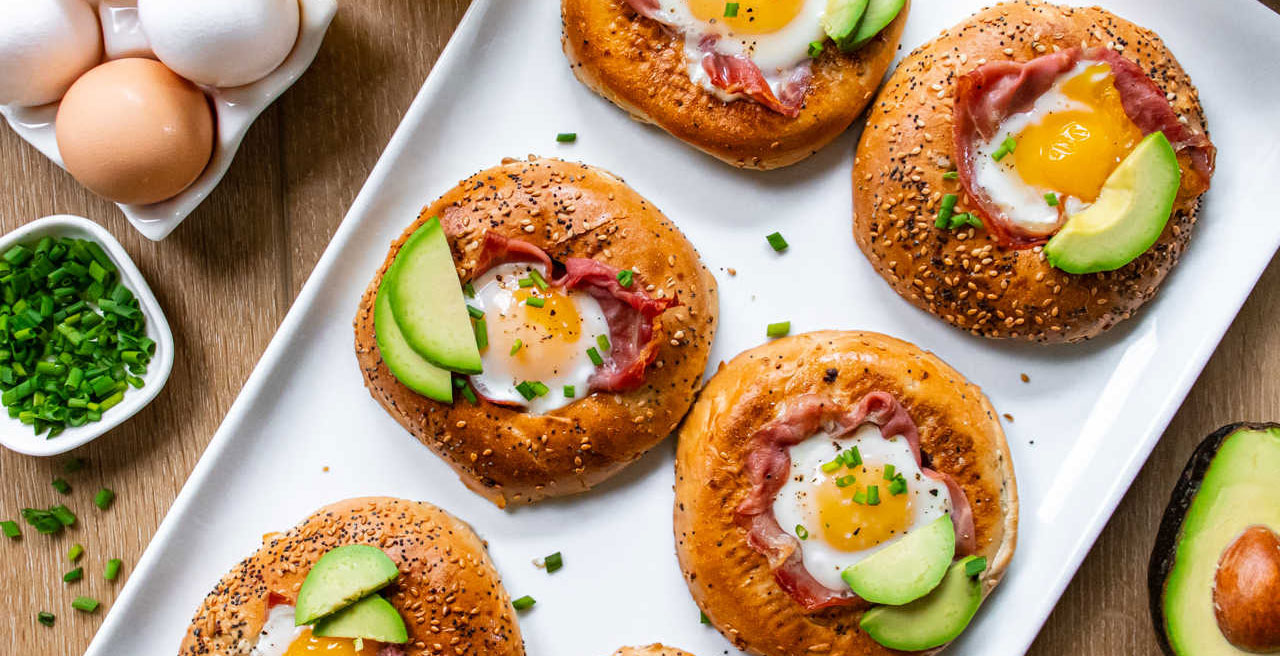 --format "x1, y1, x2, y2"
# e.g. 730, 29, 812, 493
1020, 373, 1030, 383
